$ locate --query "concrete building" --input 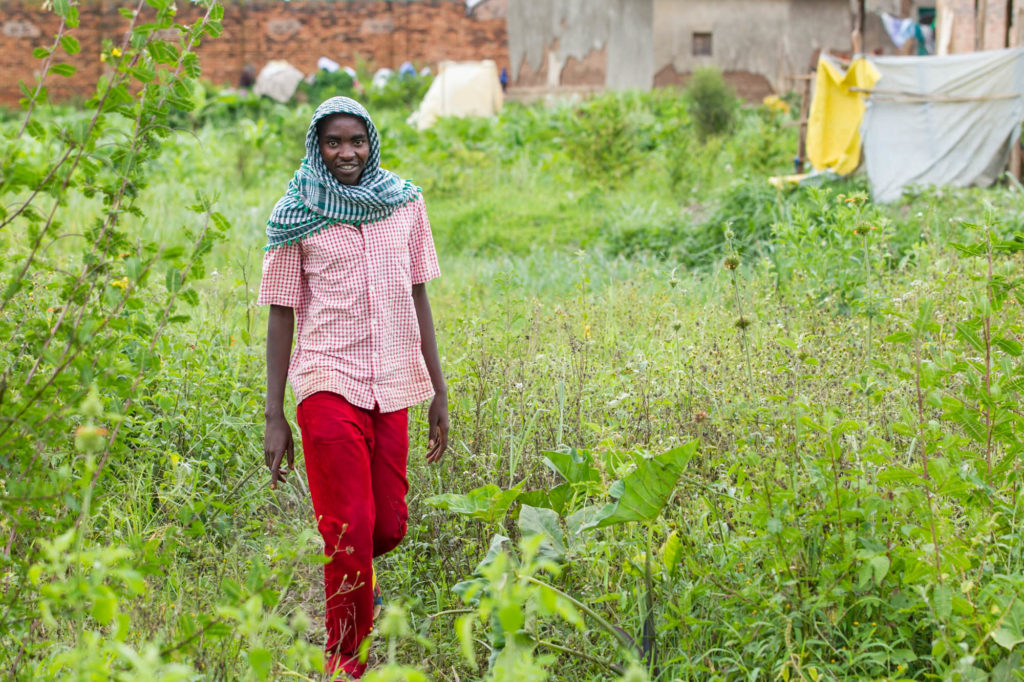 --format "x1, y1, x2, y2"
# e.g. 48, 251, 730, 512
507, 0, 1023, 99
507, 0, 858, 99
652, 0, 853, 99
